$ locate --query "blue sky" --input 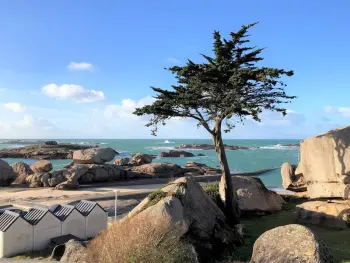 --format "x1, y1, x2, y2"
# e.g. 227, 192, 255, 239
0, 0, 349, 139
